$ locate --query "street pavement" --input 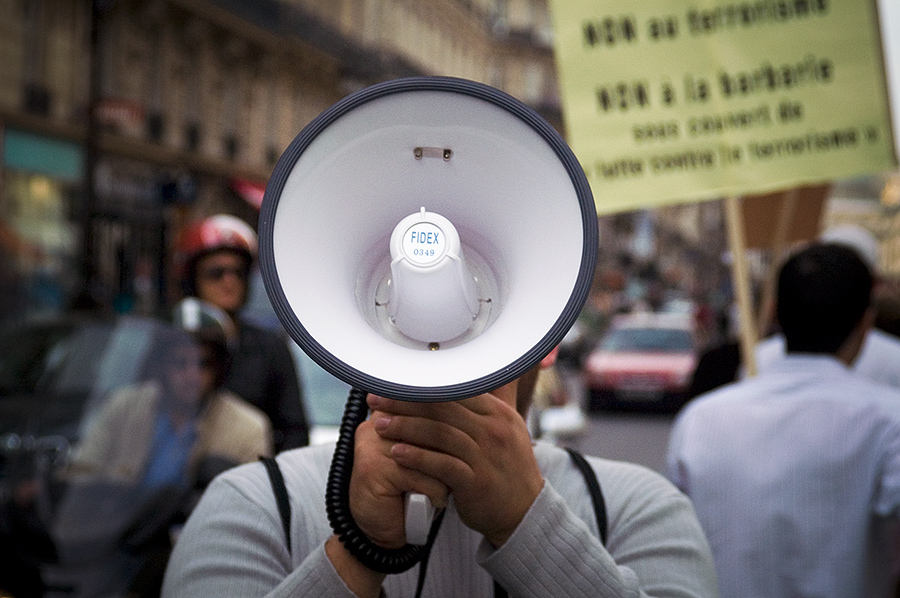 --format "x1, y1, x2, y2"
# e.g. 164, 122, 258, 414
554, 365, 676, 475
572, 412, 675, 475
